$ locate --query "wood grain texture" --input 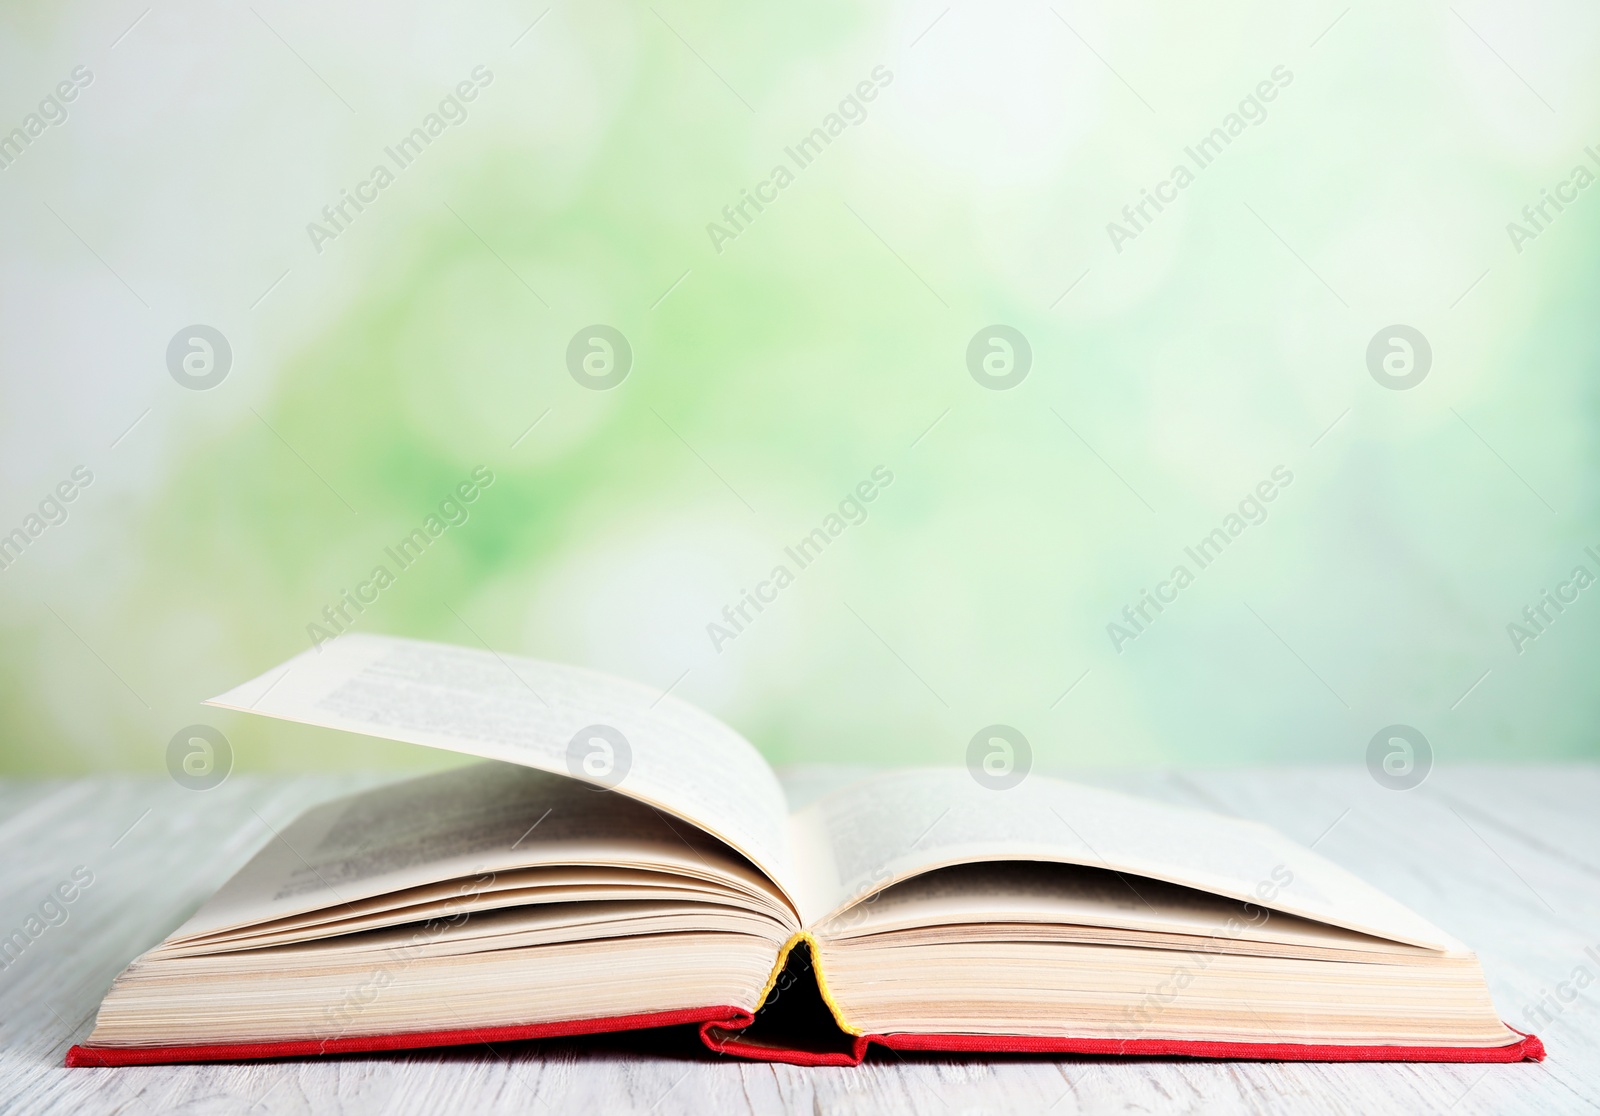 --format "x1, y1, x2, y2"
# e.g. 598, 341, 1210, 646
1, 766, 1595, 1115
